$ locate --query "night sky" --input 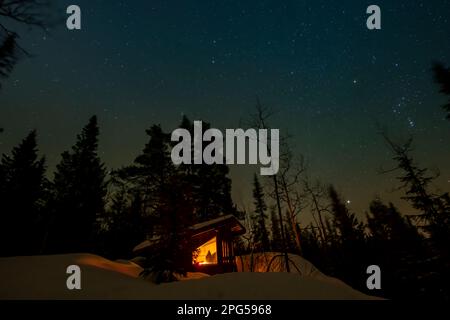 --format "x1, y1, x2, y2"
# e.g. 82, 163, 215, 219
1, 0, 450, 220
